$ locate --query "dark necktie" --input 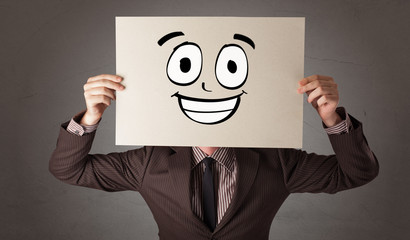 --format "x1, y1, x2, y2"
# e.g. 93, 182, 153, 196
202, 157, 216, 231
